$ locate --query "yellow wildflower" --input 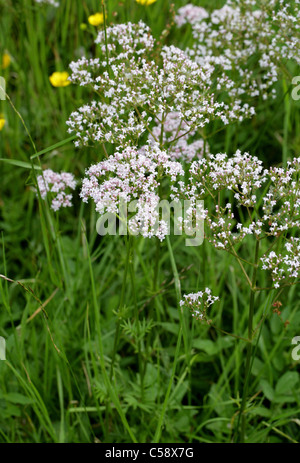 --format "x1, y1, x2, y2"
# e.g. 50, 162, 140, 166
49, 71, 71, 87
88, 12, 106, 26
0, 118, 5, 131
136, 0, 157, 5
2, 53, 11, 69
